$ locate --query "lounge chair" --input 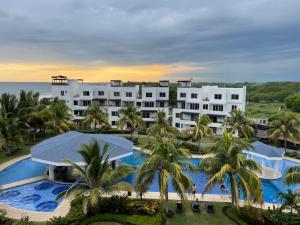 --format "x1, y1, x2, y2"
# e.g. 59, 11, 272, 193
176, 202, 183, 213
206, 204, 214, 213
192, 202, 200, 213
